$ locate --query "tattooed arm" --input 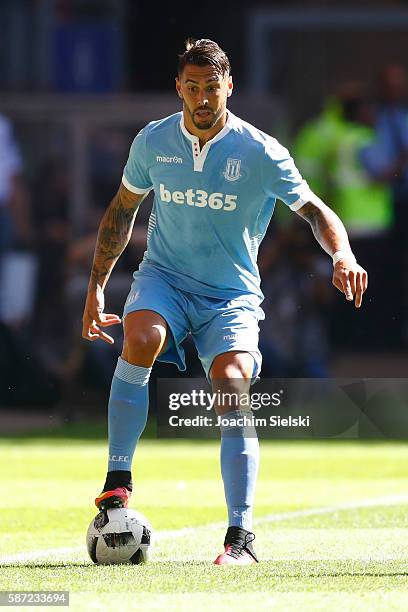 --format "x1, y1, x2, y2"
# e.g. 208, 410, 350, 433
296, 197, 368, 308
82, 183, 146, 343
